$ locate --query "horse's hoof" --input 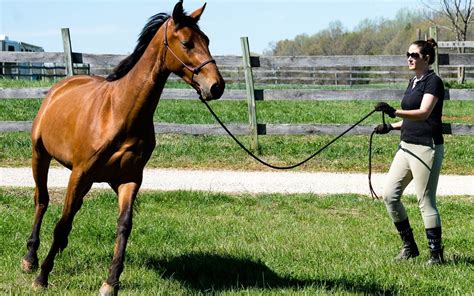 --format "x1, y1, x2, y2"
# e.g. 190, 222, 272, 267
21, 257, 38, 273
99, 282, 118, 296
31, 279, 47, 291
